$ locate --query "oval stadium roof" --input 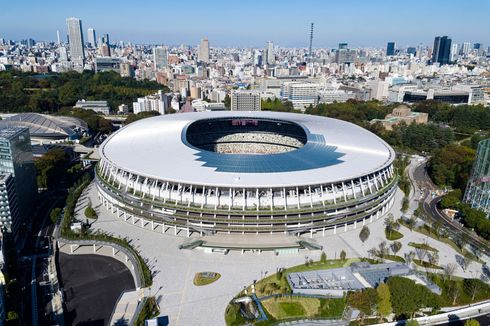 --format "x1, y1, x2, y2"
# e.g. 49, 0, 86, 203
1, 113, 87, 139
100, 111, 395, 188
